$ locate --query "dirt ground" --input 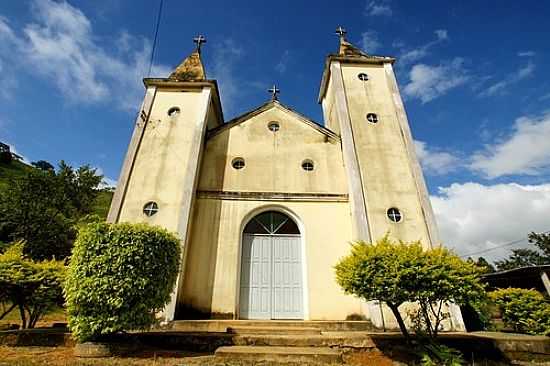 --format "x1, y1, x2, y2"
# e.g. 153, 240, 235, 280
0, 346, 216, 366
